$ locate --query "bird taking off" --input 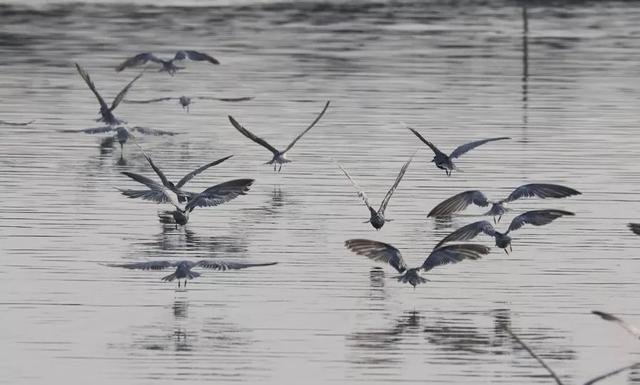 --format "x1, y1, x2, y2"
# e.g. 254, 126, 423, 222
124, 95, 254, 112
106, 260, 277, 288
116, 51, 219, 76
408, 127, 510, 176
228, 101, 330, 172
345, 239, 490, 288
338, 153, 414, 230
428, 183, 581, 222
435, 209, 574, 254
